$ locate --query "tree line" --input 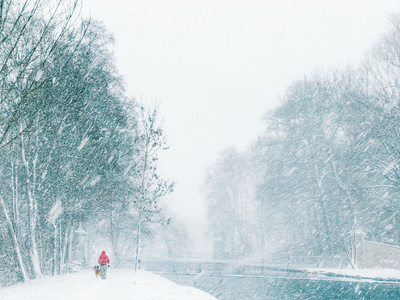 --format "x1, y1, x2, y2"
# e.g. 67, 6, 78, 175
204, 14, 400, 268
0, 0, 184, 286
